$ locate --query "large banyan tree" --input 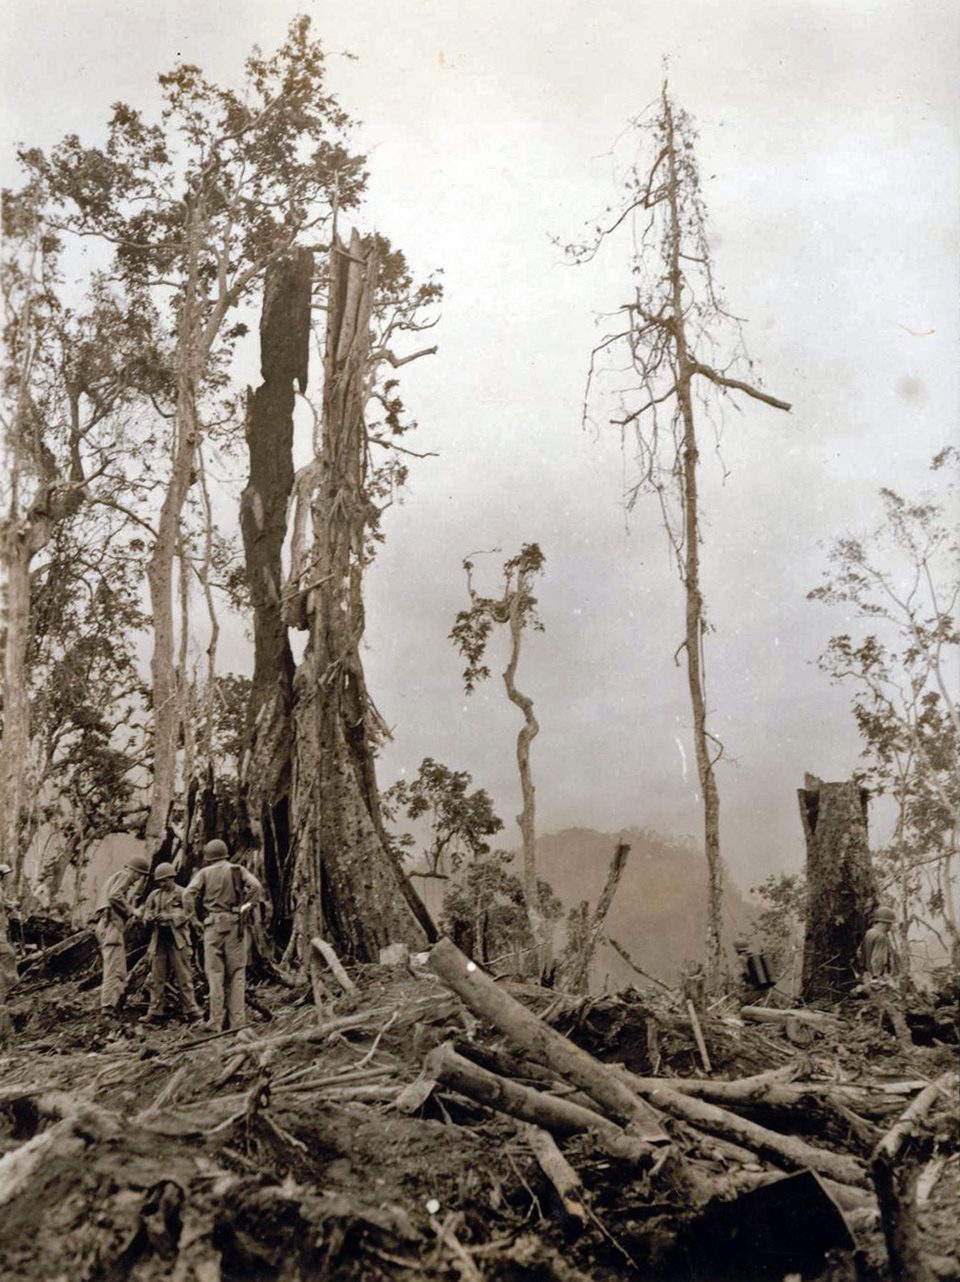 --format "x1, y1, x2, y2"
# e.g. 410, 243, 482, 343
242, 230, 439, 965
